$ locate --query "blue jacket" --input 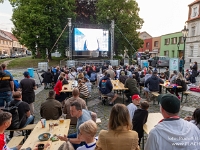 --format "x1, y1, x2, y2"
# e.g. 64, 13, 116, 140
99, 76, 113, 94
145, 75, 164, 91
